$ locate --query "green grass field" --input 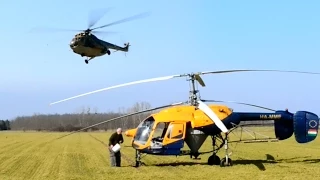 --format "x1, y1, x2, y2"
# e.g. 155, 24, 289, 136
0, 127, 319, 180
